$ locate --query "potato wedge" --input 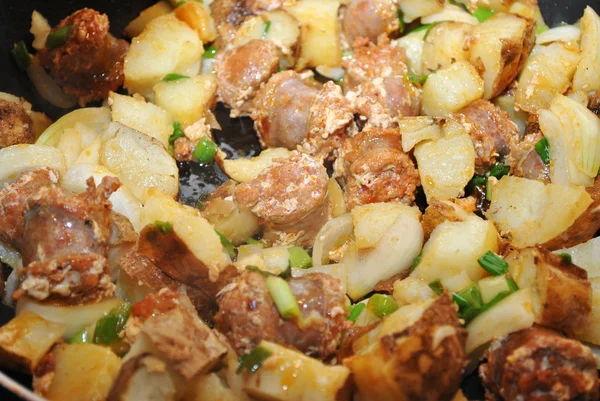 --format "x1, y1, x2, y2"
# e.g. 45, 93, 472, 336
516, 41, 580, 114
124, 1, 173, 38
108, 92, 173, 147
468, 12, 535, 99
174, 1, 217, 43
124, 14, 203, 99
422, 22, 473, 73
394, 29, 426, 75
285, 0, 342, 69
413, 118, 475, 201
34, 343, 121, 401
0, 144, 65, 186
573, 6, 600, 92
153, 75, 217, 128
100, 122, 179, 202
421, 61, 484, 117
486, 176, 593, 248
345, 294, 466, 401
0, 310, 65, 372
242, 341, 352, 401
398, 0, 444, 23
